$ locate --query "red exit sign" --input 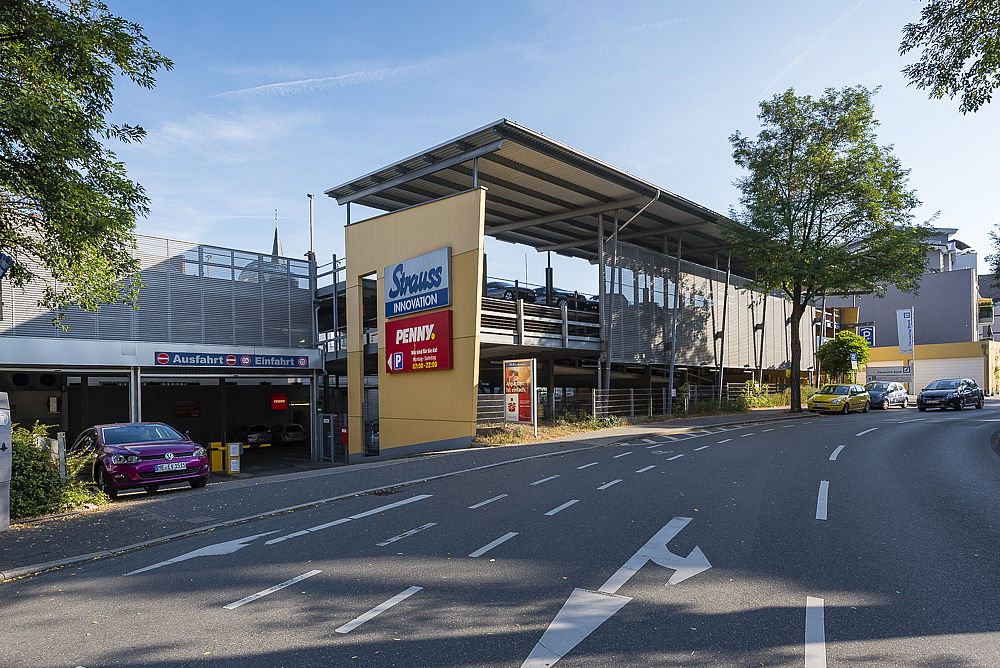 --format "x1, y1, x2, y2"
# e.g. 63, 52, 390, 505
385, 310, 452, 373
271, 393, 288, 410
